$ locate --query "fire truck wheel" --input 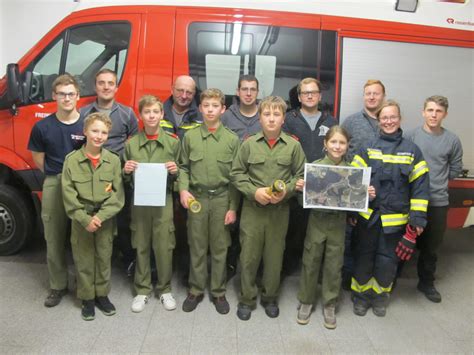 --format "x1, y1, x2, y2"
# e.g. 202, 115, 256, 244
0, 185, 33, 255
